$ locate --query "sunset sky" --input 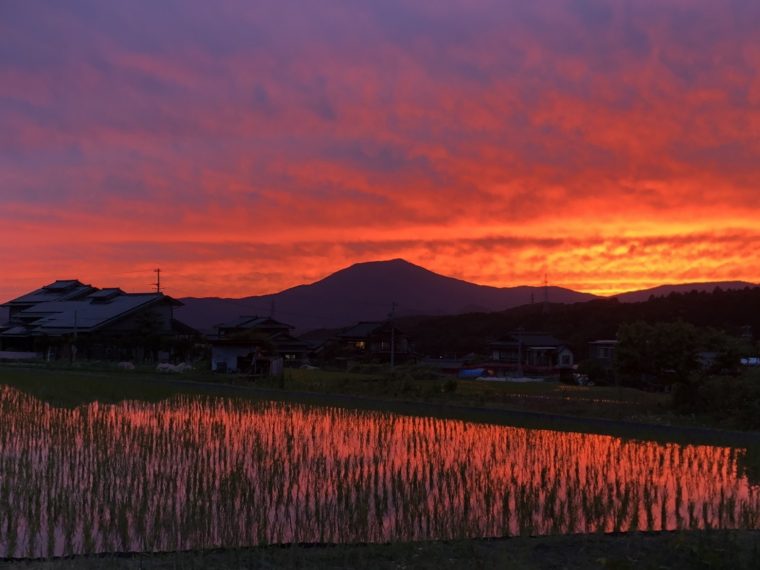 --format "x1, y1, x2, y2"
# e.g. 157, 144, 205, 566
2, 0, 759, 301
